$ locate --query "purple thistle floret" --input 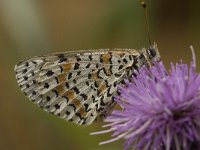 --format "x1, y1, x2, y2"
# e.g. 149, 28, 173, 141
91, 47, 200, 150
